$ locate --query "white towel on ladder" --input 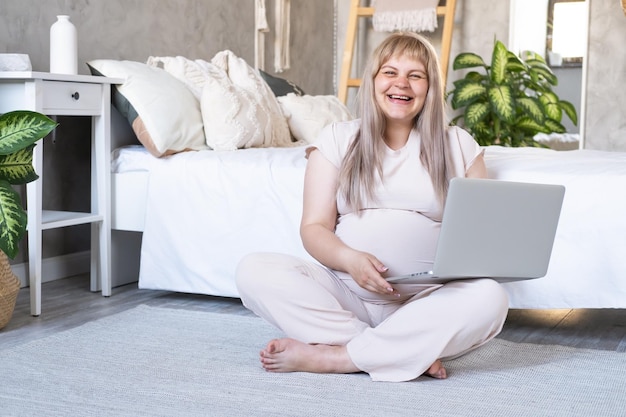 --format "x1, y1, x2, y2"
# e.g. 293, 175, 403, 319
255, 0, 269, 70
372, 0, 439, 32
274, 0, 290, 73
